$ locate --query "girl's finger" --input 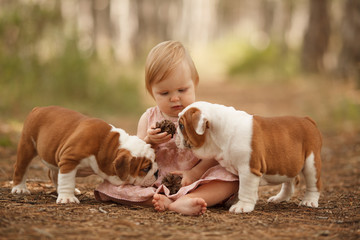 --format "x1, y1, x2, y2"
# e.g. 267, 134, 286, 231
153, 132, 168, 139
148, 128, 161, 135
170, 171, 183, 176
